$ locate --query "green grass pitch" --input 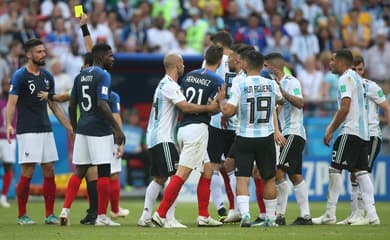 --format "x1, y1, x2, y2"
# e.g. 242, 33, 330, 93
0, 199, 389, 240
